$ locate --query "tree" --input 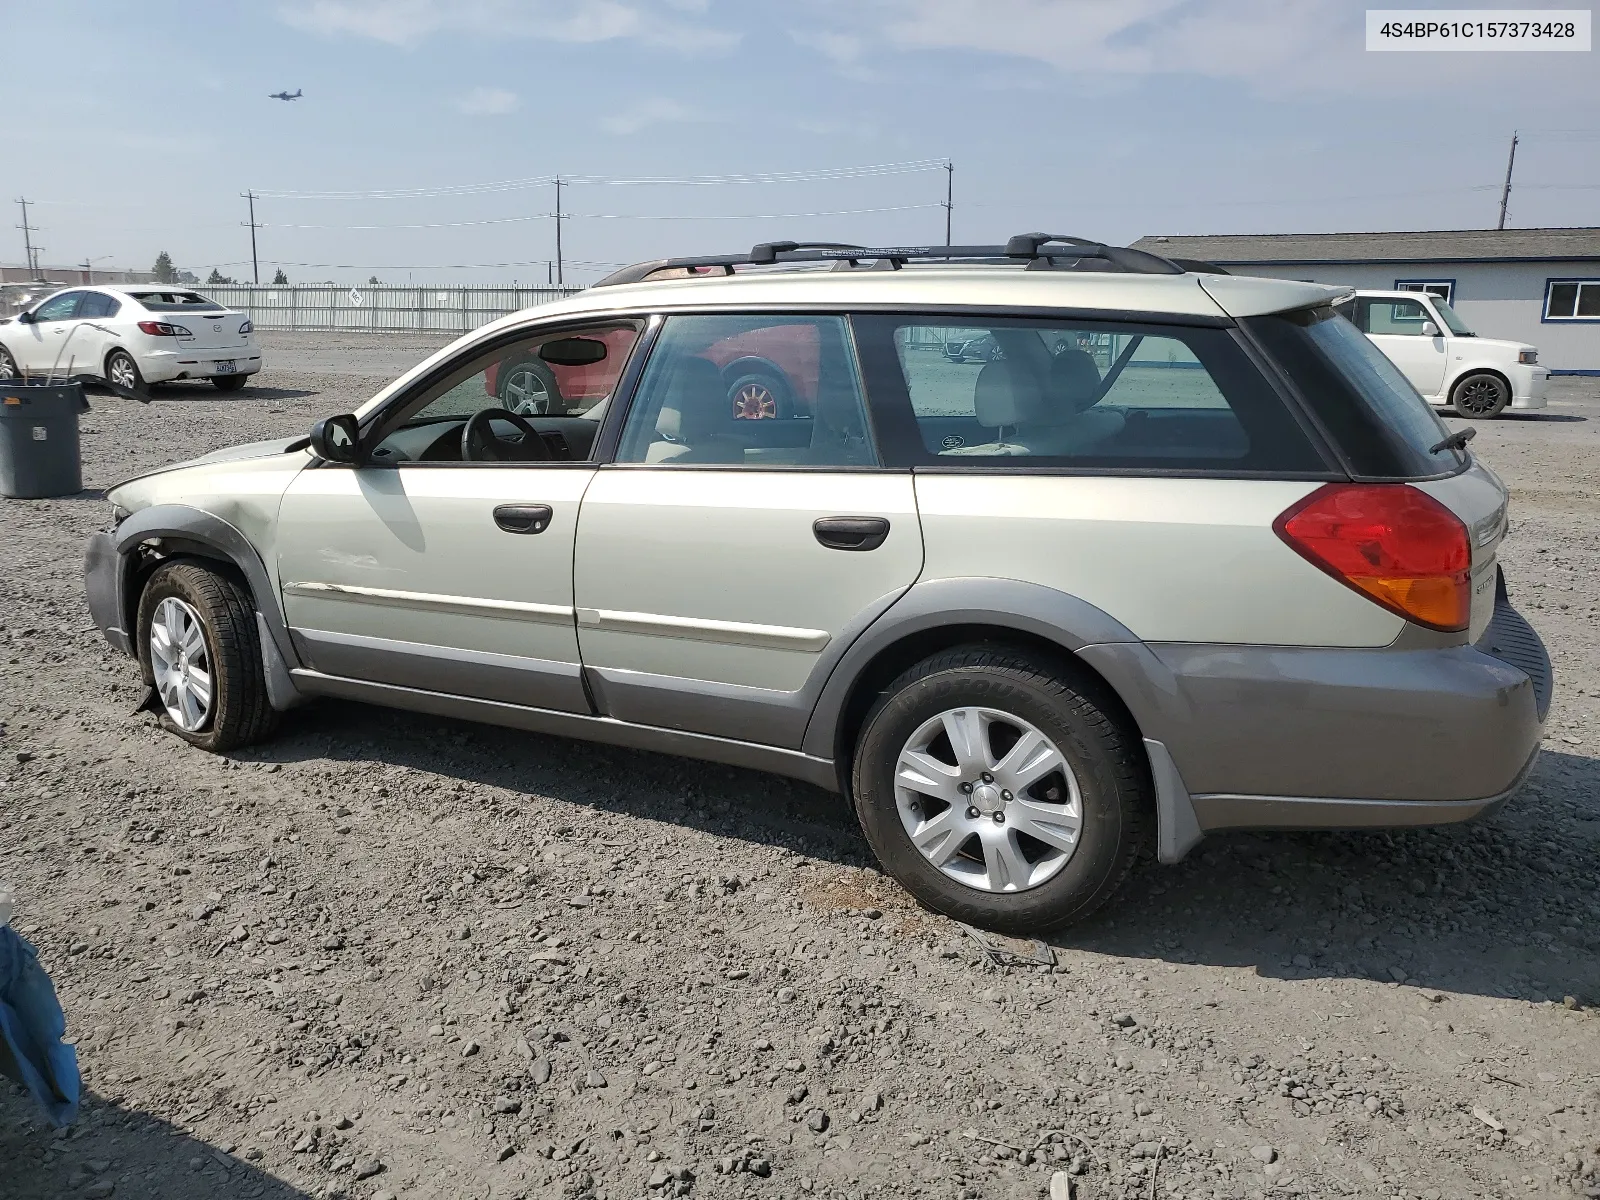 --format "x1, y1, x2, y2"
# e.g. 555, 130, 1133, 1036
272, 268, 289, 285
367, 275, 382, 286
152, 251, 177, 284
205, 268, 237, 285
174, 269, 199, 285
